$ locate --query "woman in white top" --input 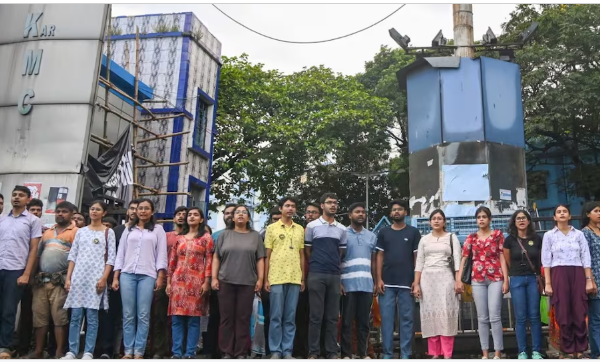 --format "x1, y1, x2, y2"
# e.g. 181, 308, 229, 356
412, 209, 462, 359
